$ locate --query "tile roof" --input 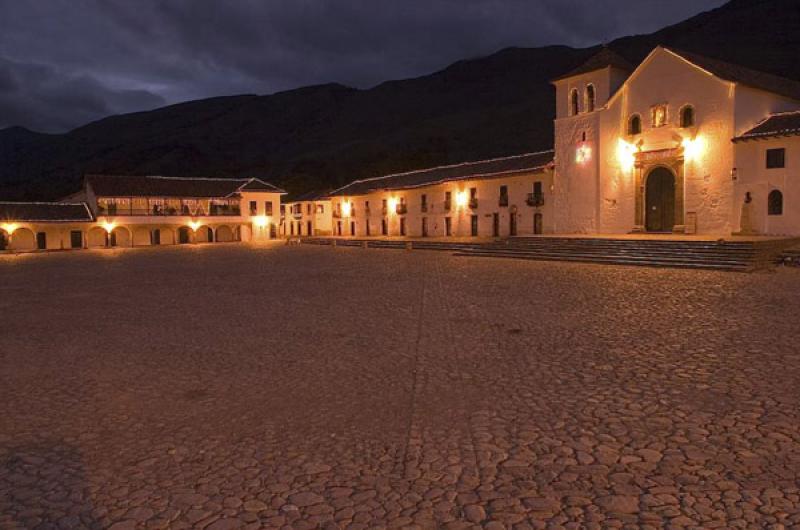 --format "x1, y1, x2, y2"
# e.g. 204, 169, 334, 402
0, 202, 94, 222
330, 150, 554, 197
668, 48, 800, 103
733, 110, 800, 142
552, 47, 635, 82
86, 175, 285, 198
284, 190, 332, 203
